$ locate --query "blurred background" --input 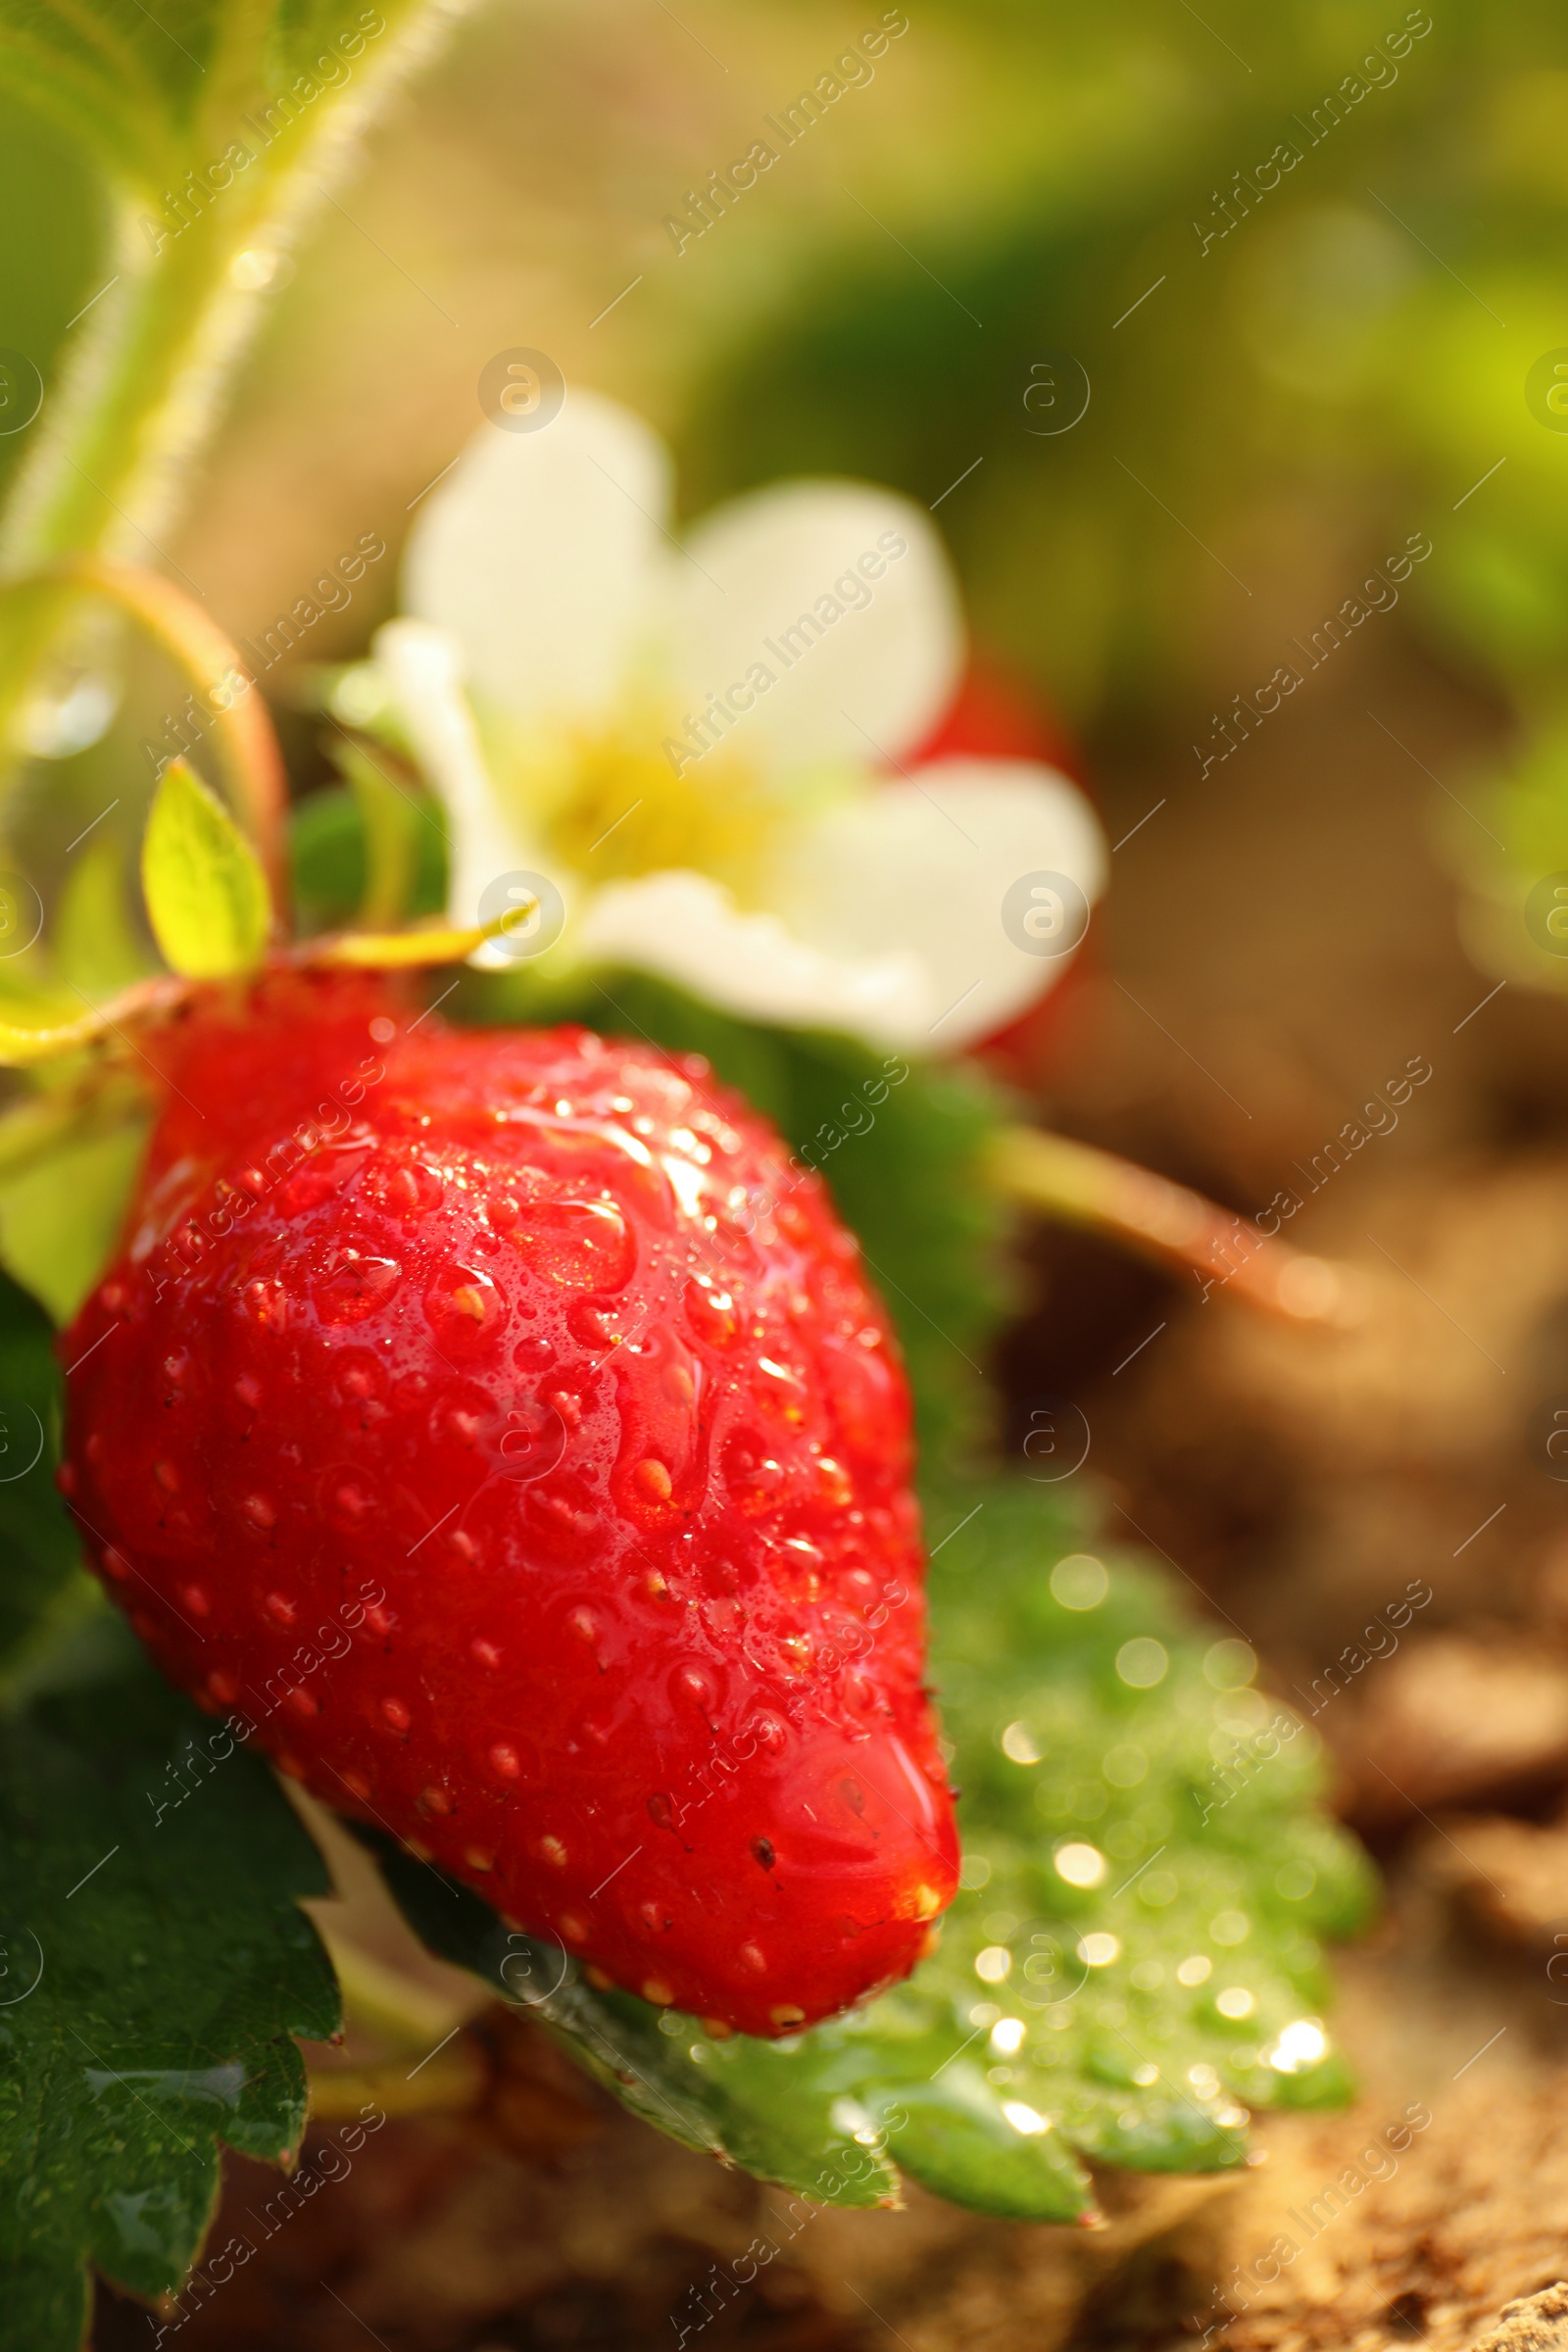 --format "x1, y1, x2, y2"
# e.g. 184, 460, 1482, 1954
8, 0, 1567, 1638
9, 0, 1568, 1129
14, 0, 1568, 2341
